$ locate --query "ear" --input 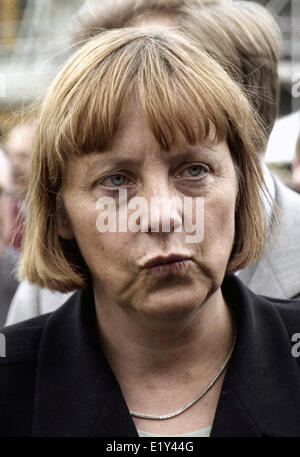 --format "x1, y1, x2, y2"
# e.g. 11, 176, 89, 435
56, 195, 74, 240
